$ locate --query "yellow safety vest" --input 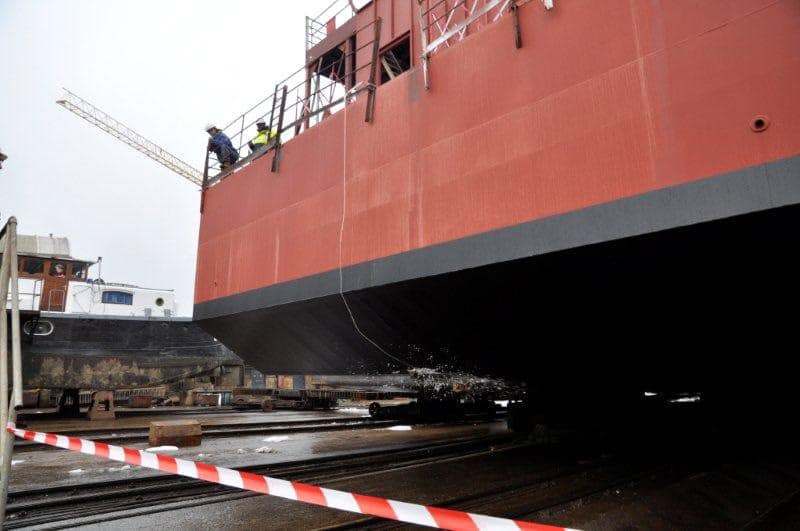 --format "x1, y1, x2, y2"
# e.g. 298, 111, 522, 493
252, 128, 277, 146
